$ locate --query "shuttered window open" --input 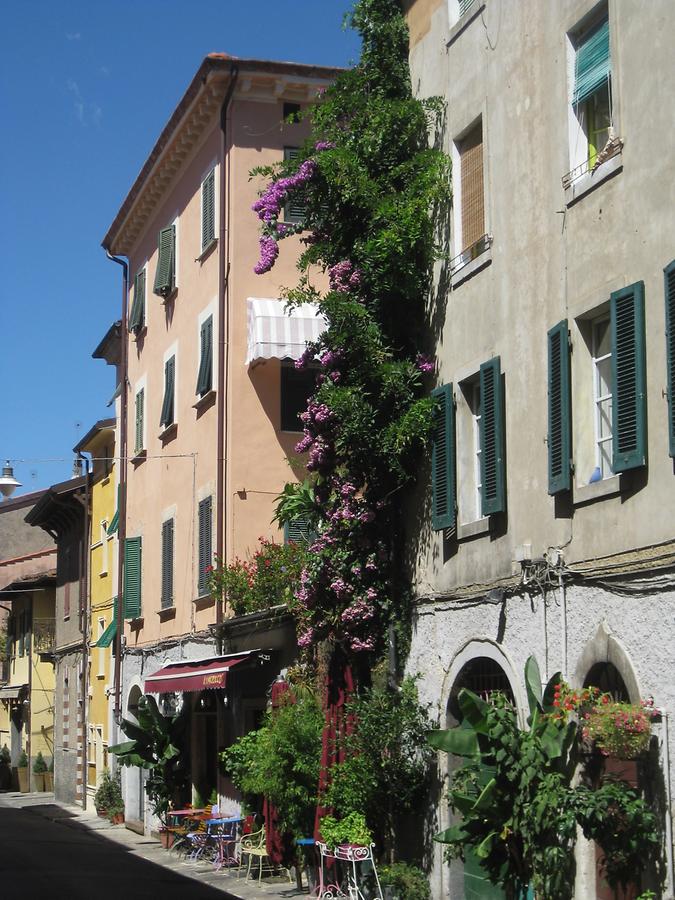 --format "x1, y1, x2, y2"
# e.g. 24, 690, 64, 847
128, 268, 146, 333
161, 519, 174, 609
198, 496, 213, 596
573, 17, 610, 107
123, 537, 142, 619
459, 121, 484, 253
201, 169, 216, 251
480, 357, 506, 515
196, 316, 213, 397
665, 261, 675, 457
431, 384, 456, 531
134, 388, 145, 453
547, 321, 572, 494
153, 225, 175, 297
160, 356, 175, 429
283, 147, 306, 223
611, 282, 646, 472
